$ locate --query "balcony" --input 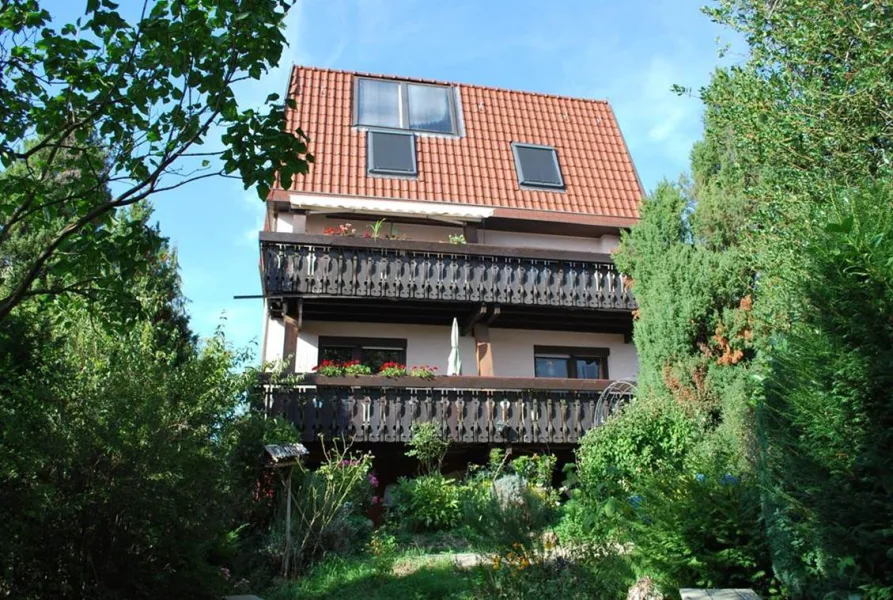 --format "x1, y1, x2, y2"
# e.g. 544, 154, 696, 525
264, 375, 635, 445
260, 232, 636, 313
